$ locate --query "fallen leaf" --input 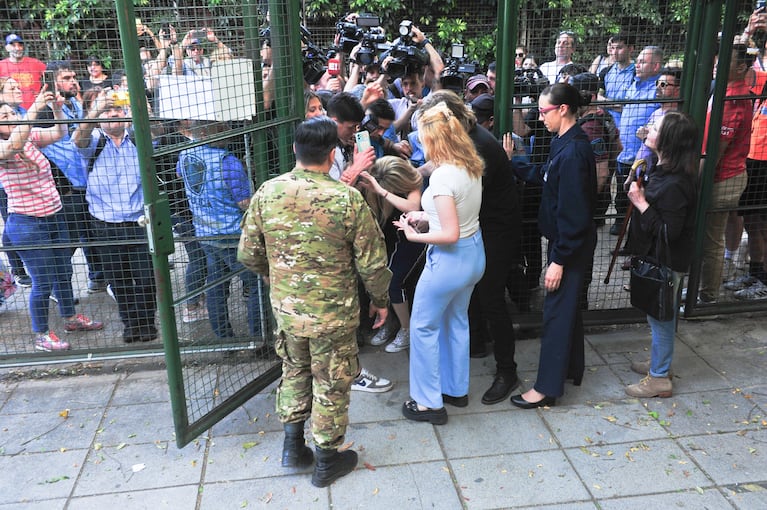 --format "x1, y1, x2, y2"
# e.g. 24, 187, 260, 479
131, 463, 146, 473
240, 500, 248, 508
339, 441, 354, 451
59, 409, 70, 418
603, 416, 618, 423
242, 442, 259, 450
363, 462, 376, 471
262, 492, 272, 503
41, 475, 70, 484
116, 443, 127, 450
372, 488, 379, 495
